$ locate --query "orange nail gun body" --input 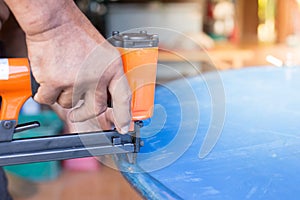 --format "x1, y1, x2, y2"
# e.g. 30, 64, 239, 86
0, 58, 32, 121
